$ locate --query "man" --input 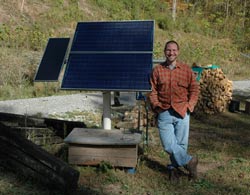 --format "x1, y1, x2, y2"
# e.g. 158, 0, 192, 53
149, 40, 200, 180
